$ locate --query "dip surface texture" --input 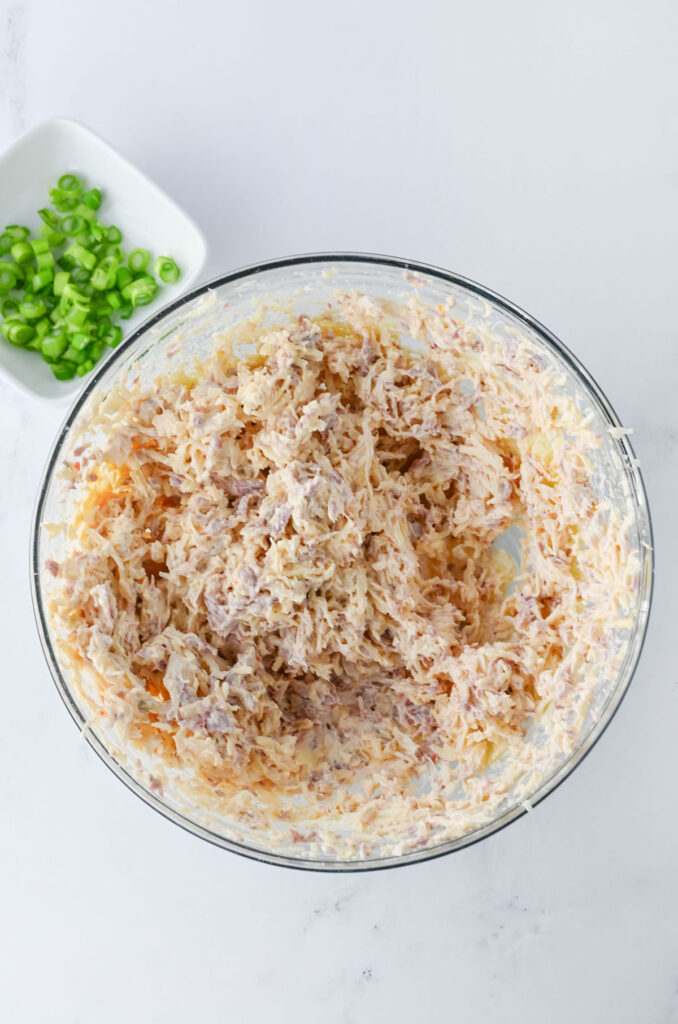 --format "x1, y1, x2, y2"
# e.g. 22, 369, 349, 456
47, 293, 636, 857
